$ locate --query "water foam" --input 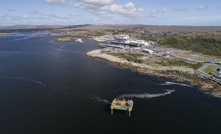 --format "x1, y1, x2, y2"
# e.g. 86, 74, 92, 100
84, 94, 110, 104
118, 90, 175, 99
0, 76, 44, 86
0, 76, 68, 94
160, 81, 192, 87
